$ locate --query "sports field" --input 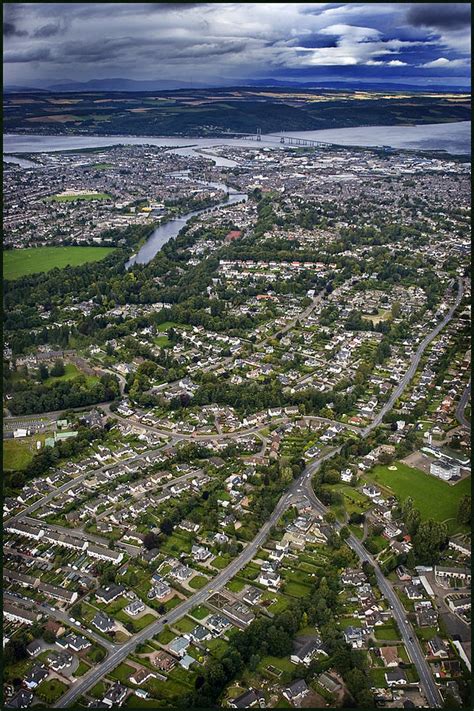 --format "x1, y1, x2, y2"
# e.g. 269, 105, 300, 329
4, 246, 115, 280
367, 461, 470, 534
